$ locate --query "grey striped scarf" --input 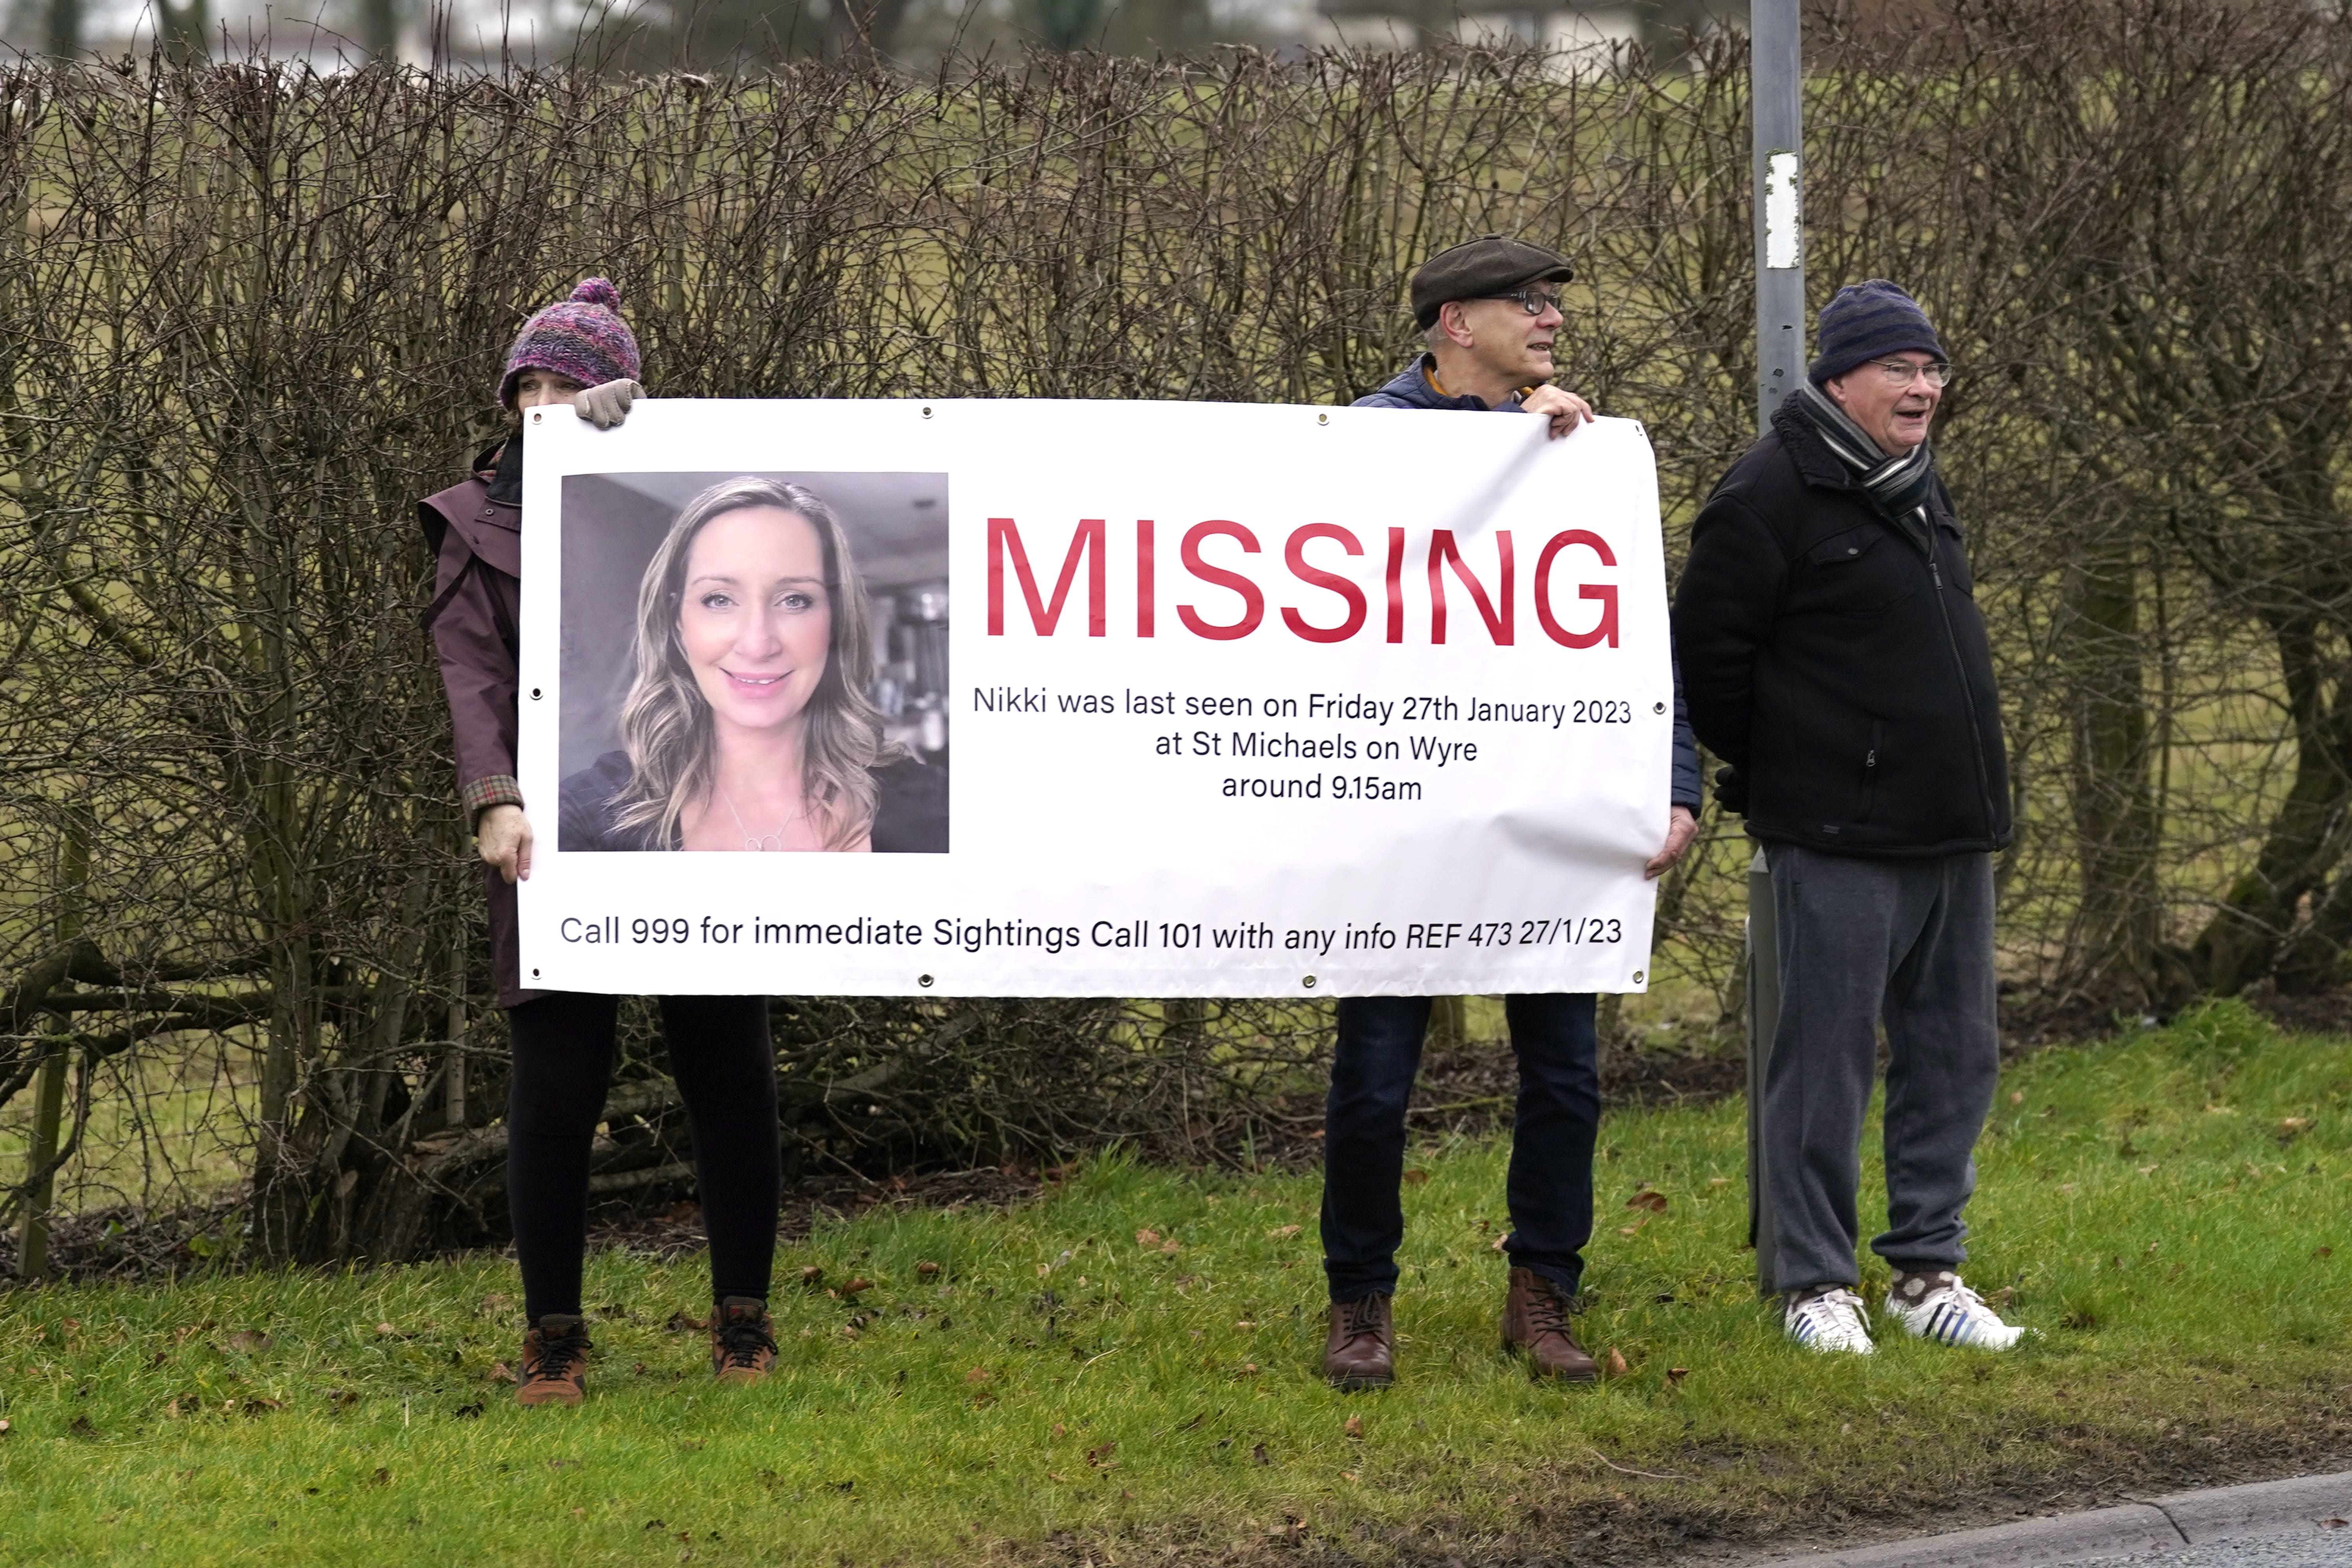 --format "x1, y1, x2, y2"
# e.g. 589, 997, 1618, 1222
1793, 378, 1938, 552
